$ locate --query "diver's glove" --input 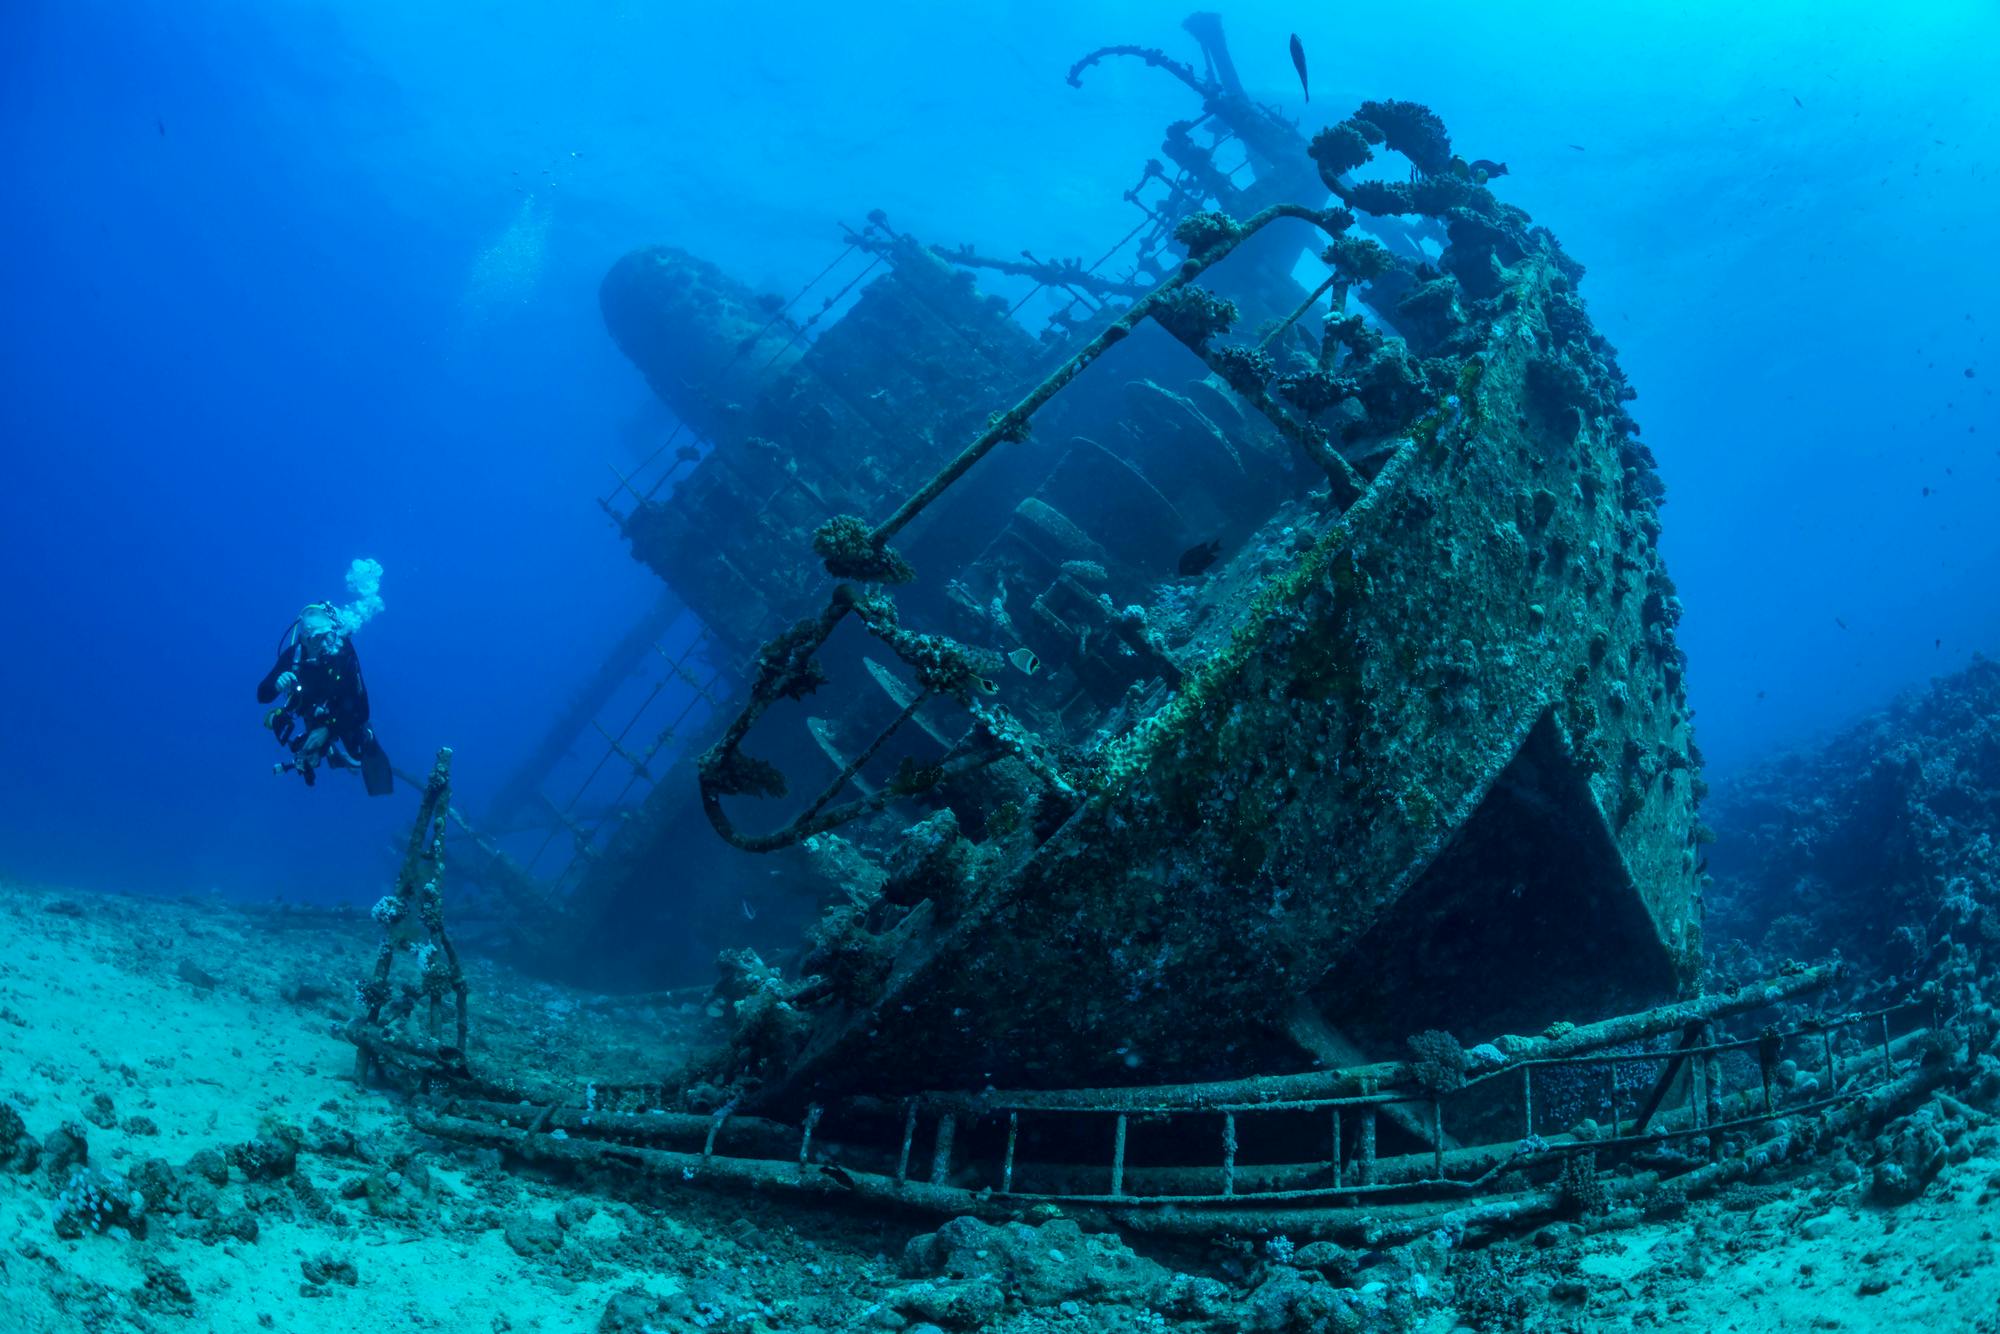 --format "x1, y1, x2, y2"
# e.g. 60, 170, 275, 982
275, 671, 298, 694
